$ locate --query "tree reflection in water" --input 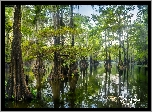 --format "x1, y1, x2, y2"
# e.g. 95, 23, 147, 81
5, 63, 148, 108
